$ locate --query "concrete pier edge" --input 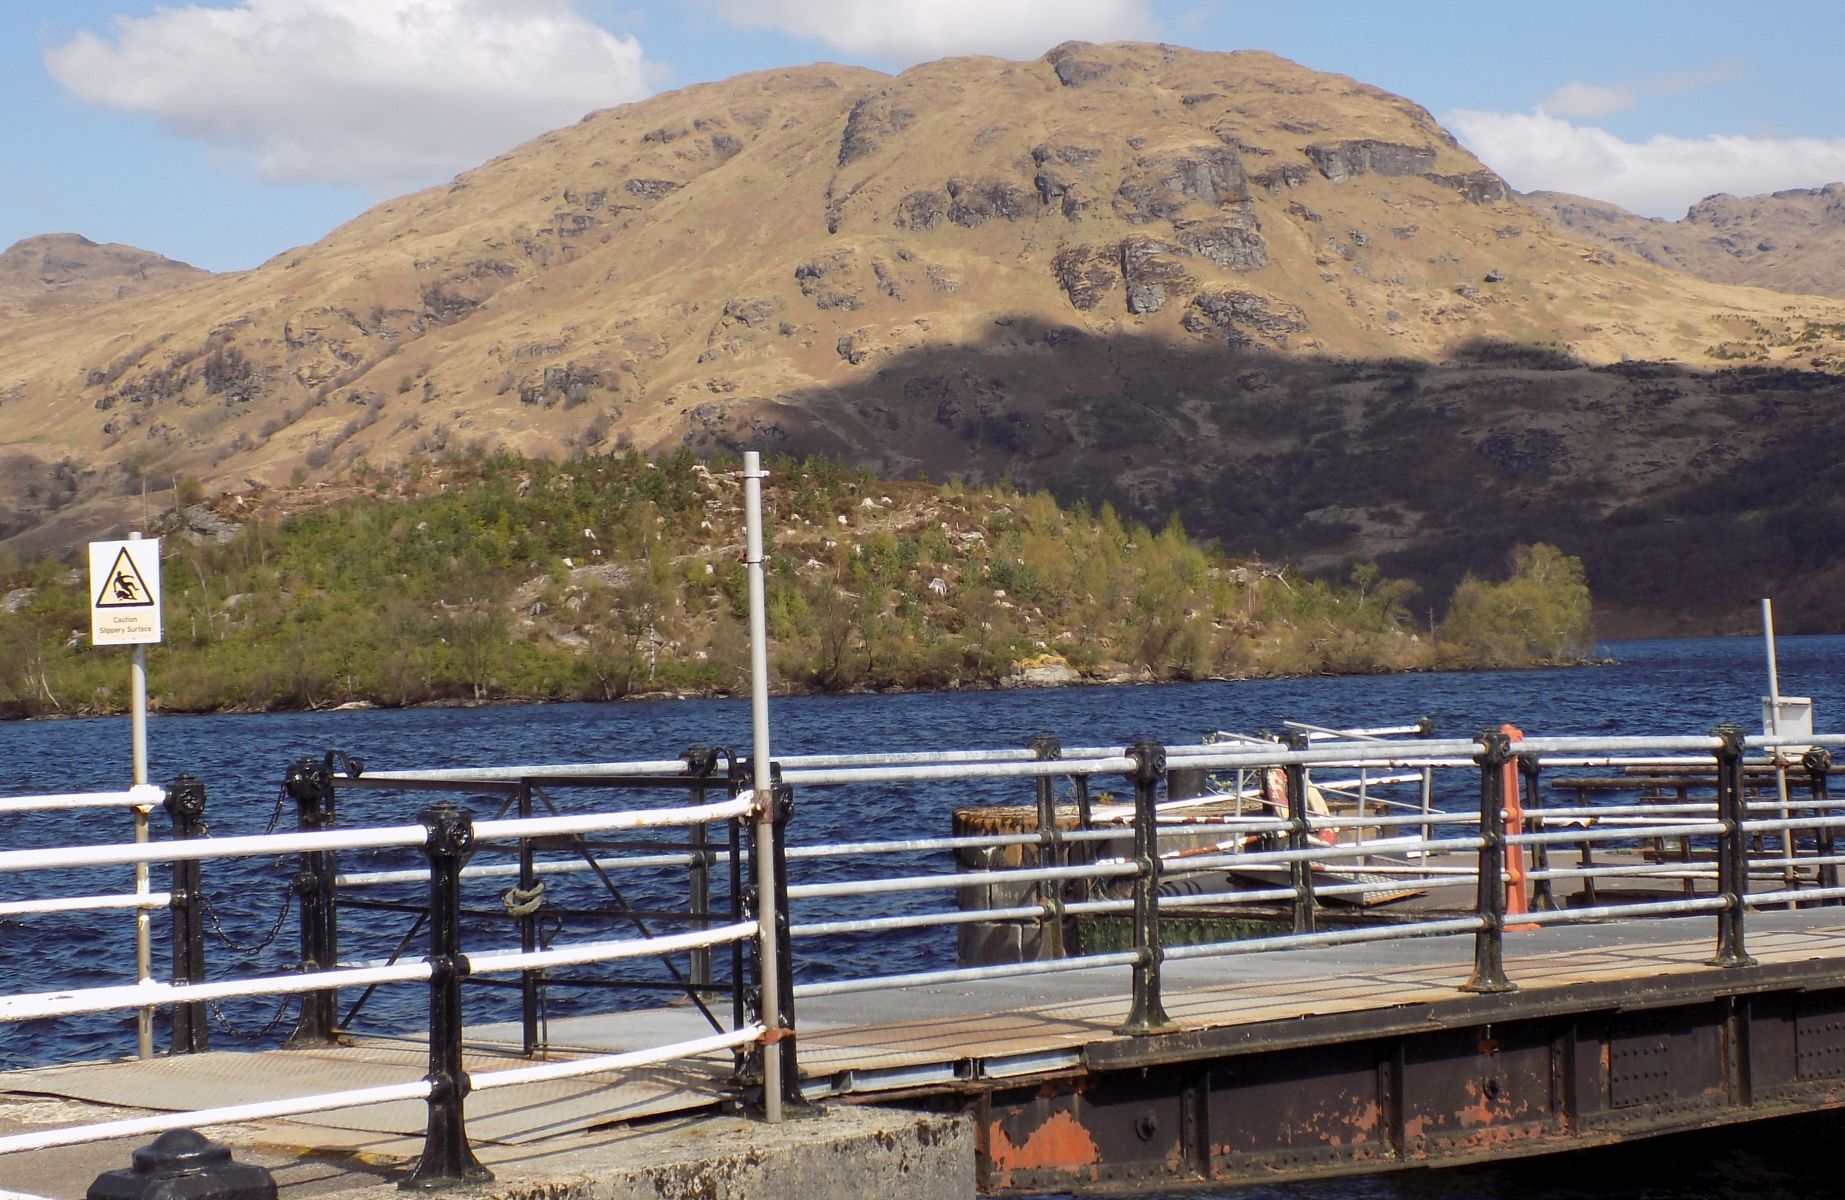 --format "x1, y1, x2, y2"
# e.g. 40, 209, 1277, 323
0, 1102, 975, 1200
